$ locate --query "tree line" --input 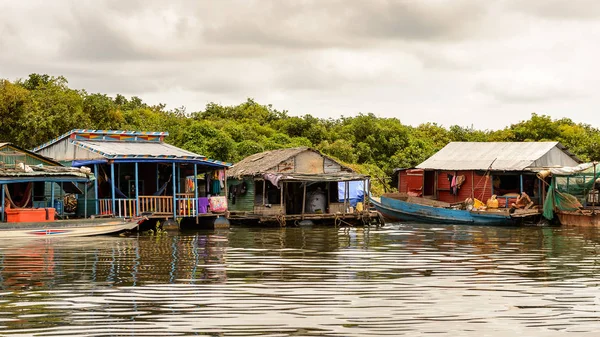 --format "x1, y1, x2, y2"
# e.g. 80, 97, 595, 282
2, 74, 599, 194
